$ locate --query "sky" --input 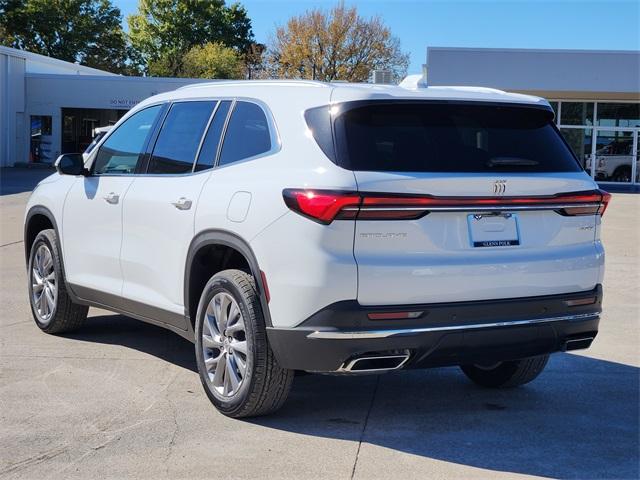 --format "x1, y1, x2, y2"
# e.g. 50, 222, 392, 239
113, 0, 640, 74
